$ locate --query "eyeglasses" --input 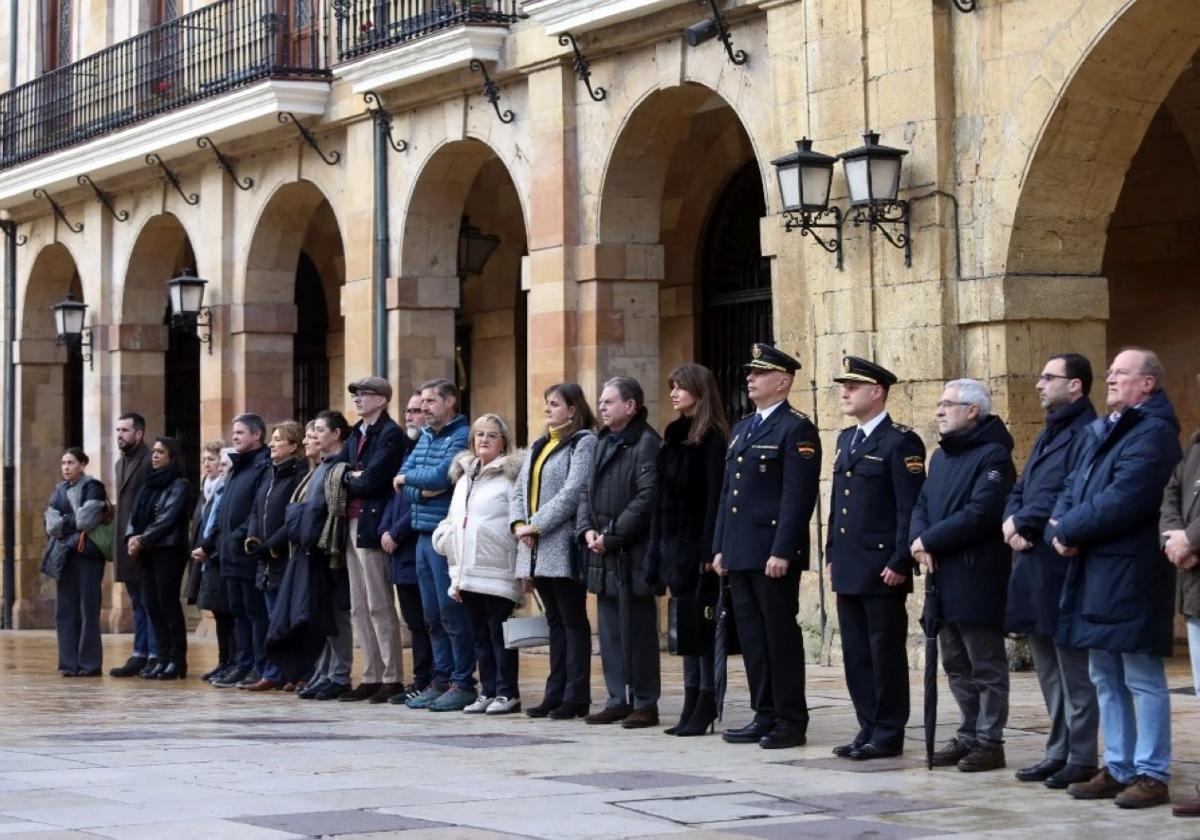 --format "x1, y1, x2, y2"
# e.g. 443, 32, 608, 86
1105, 368, 1146, 379
935, 400, 972, 410
1037, 373, 1072, 383
474, 431, 503, 441
404, 408, 423, 414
